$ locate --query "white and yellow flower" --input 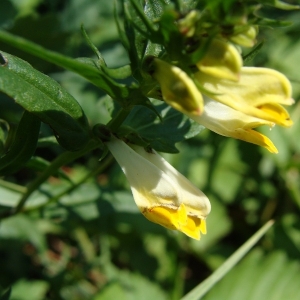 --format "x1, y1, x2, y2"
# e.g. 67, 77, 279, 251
151, 41, 293, 152
106, 137, 210, 240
